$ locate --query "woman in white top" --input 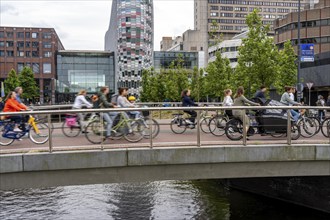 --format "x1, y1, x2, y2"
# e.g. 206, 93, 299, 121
72, 90, 93, 131
223, 89, 233, 117
117, 88, 141, 119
